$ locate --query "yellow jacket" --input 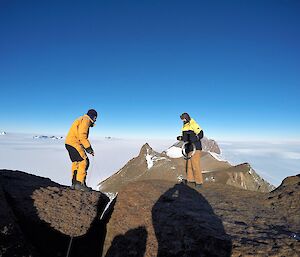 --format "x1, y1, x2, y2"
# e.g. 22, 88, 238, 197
181, 118, 202, 134
65, 115, 93, 149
